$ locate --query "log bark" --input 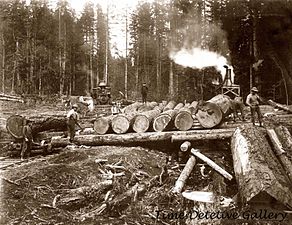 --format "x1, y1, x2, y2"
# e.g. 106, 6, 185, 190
274, 125, 292, 155
136, 101, 158, 112
231, 124, 292, 206
173, 155, 196, 193
190, 148, 233, 180
153, 103, 184, 132
50, 129, 235, 147
122, 102, 143, 114
267, 100, 292, 113
195, 94, 233, 128
171, 128, 236, 142
6, 115, 67, 139
267, 128, 292, 183
162, 100, 176, 112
